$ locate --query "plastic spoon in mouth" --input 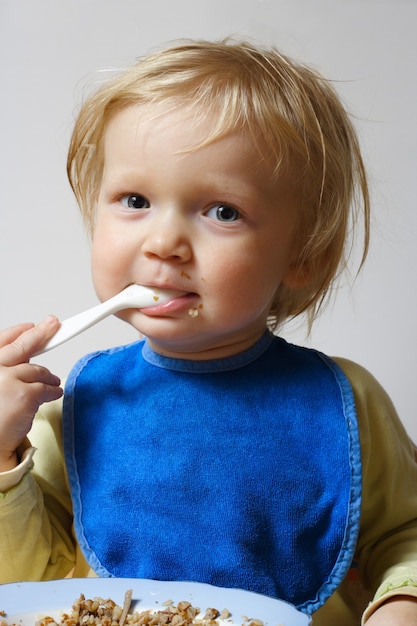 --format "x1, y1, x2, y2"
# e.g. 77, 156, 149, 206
36, 284, 181, 355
